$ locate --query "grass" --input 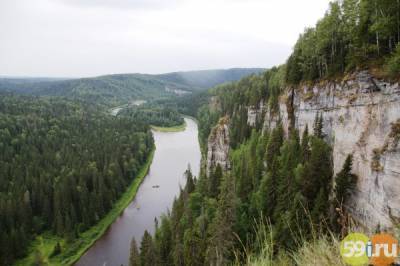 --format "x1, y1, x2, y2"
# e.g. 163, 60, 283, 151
14, 148, 155, 266
150, 120, 186, 132
235, 218, 346, 266
242, 232, 345, 266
